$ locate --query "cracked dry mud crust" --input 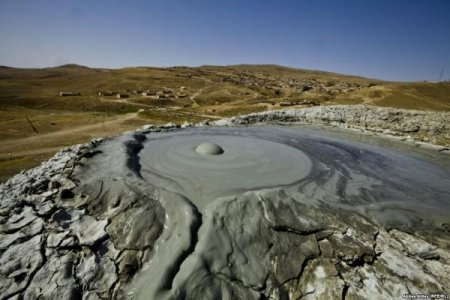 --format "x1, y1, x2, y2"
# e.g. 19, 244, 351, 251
1, 106, 450, 300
